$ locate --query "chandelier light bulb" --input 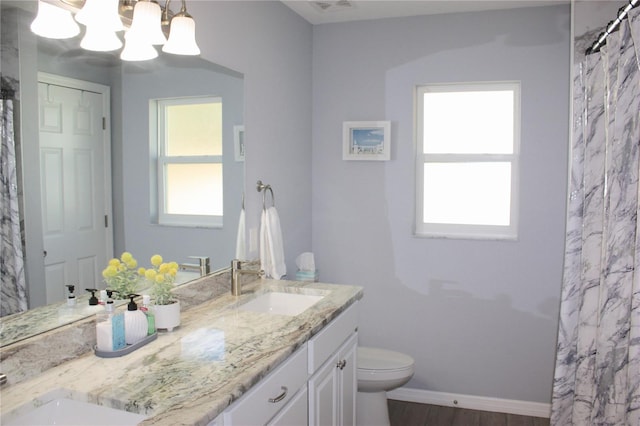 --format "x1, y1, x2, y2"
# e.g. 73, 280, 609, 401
30, 1, 80, 39
127, 0, 167, 45
121, 37, 159, 61
76, 0, 124, 32
162, 15, 200, 56
80, 26, 123, 52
